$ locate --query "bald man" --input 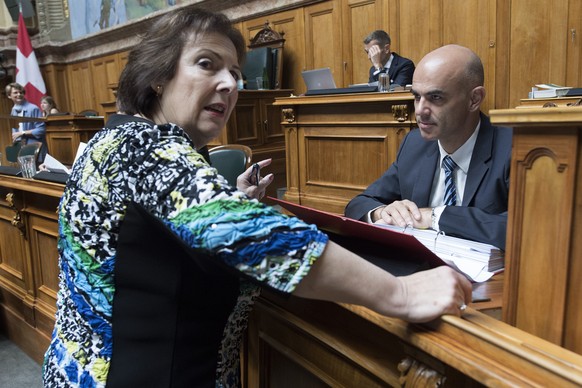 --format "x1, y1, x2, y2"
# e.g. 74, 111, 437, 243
345, 45, 512, 249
